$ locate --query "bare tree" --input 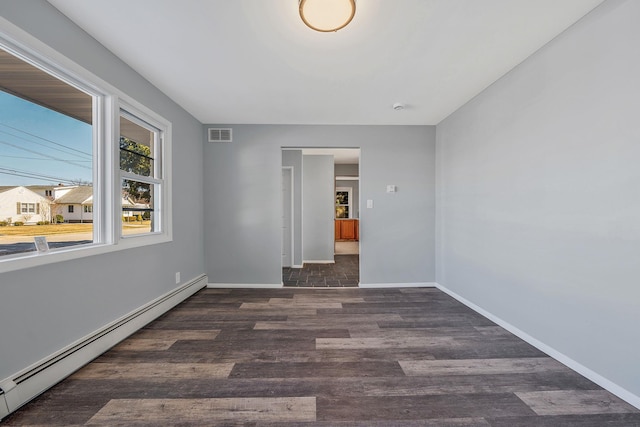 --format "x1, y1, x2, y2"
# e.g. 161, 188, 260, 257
39, 200, 52, 222
70, 178, 92, 186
